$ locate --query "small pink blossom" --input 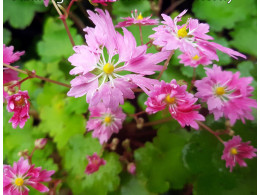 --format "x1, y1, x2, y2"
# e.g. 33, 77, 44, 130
116, 9, 158, 28
127, 162, 136, 175
43, 0, 49, 7
145, 80, 205, 129
194, 65, 257, 125
150, 10, 246, 61
221, 136, 256, 172
7, 91, 30, 128
87, 102, 126, 144
85, 153, 106, 175
68, 9, 170, 107
90, 0, 117, 6
3, 157, 55, 195
34, 138, 48, 149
